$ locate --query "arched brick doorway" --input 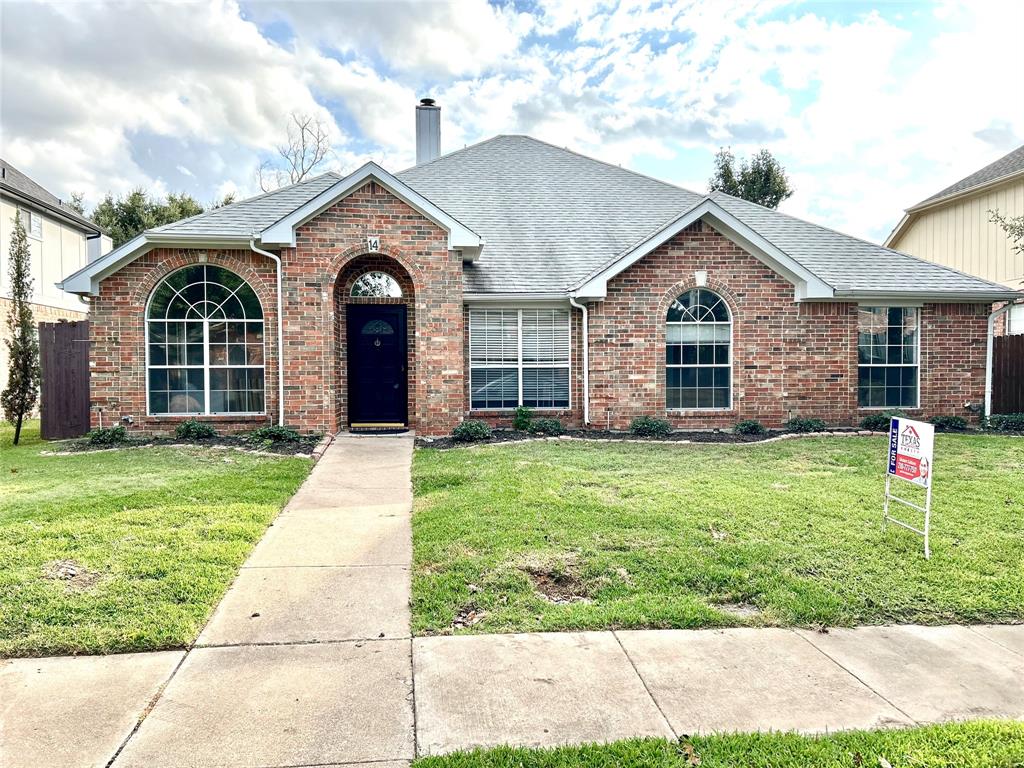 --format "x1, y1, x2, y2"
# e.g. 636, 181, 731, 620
334, 255, 416, 431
